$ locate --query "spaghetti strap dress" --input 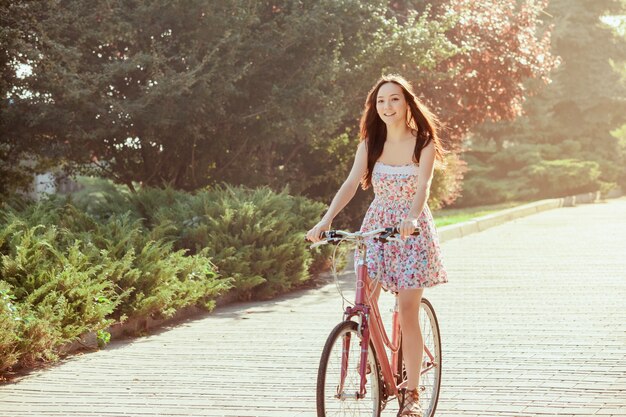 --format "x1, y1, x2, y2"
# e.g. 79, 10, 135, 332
354, 161, 448, 292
